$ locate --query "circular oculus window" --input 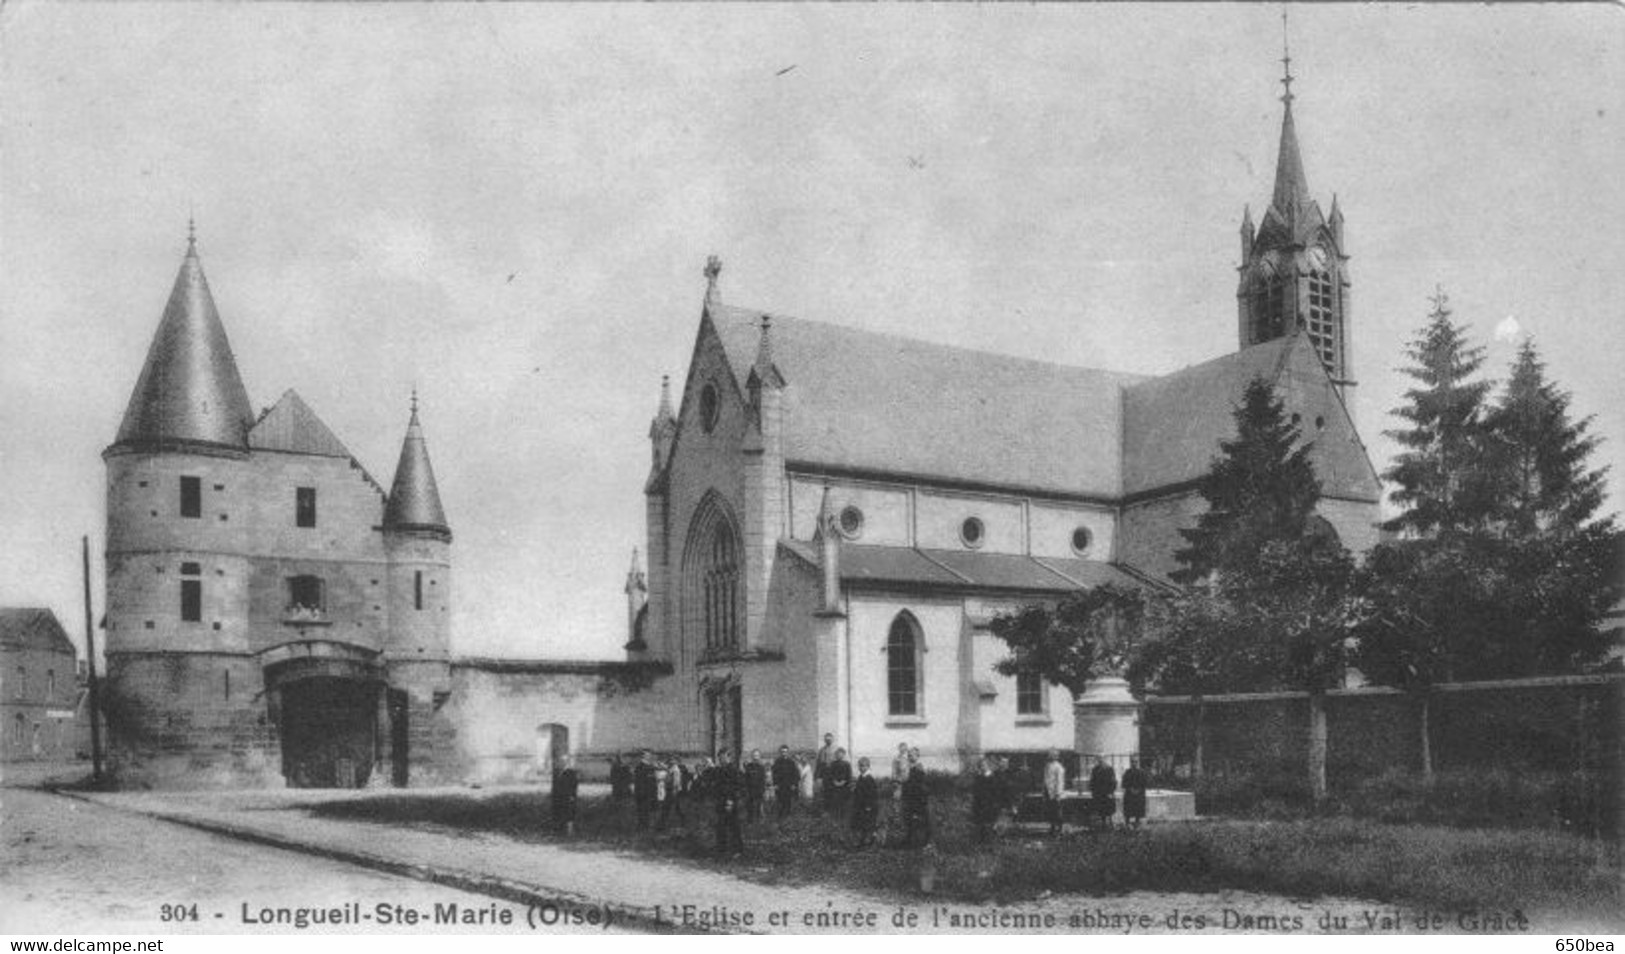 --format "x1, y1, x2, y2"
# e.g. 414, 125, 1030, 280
699, 383, 720, 433
837, 505, 864, 539
1071, 526, 1093, 556
960, 516, 985, 548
